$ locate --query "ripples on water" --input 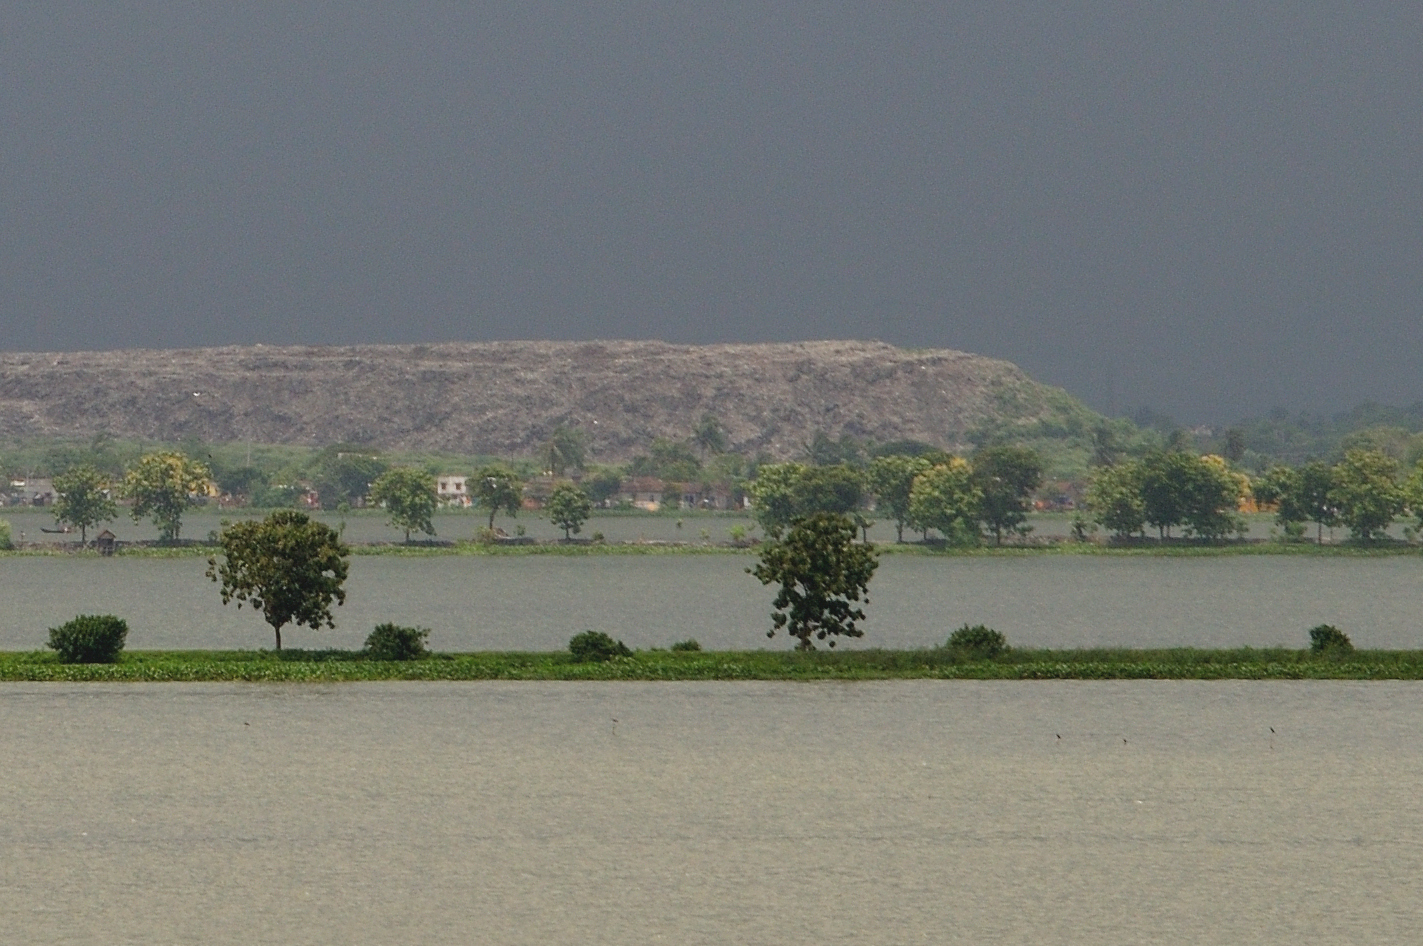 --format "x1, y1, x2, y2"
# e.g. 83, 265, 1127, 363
3, 681, 1420, 944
